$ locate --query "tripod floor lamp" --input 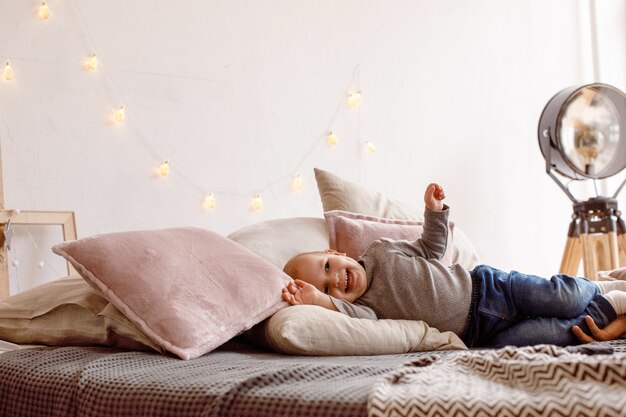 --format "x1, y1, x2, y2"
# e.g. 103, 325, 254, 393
538, 83, 626, 280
